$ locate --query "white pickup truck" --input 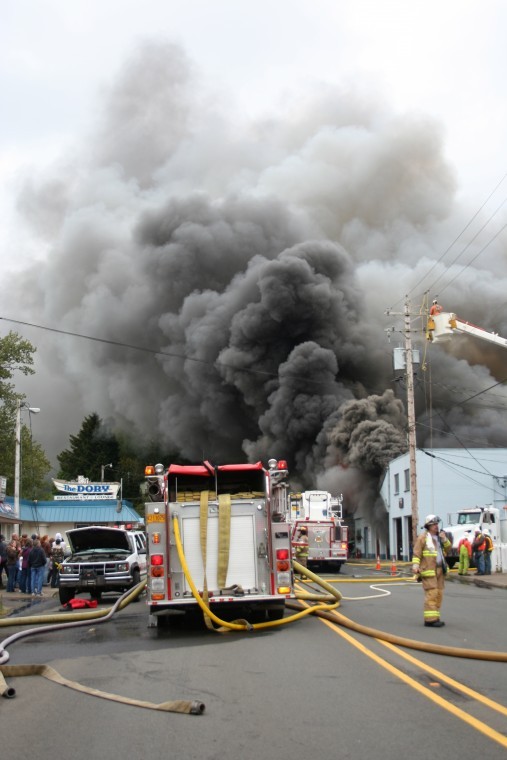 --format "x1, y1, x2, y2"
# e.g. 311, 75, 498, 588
58, 526, 147, 604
